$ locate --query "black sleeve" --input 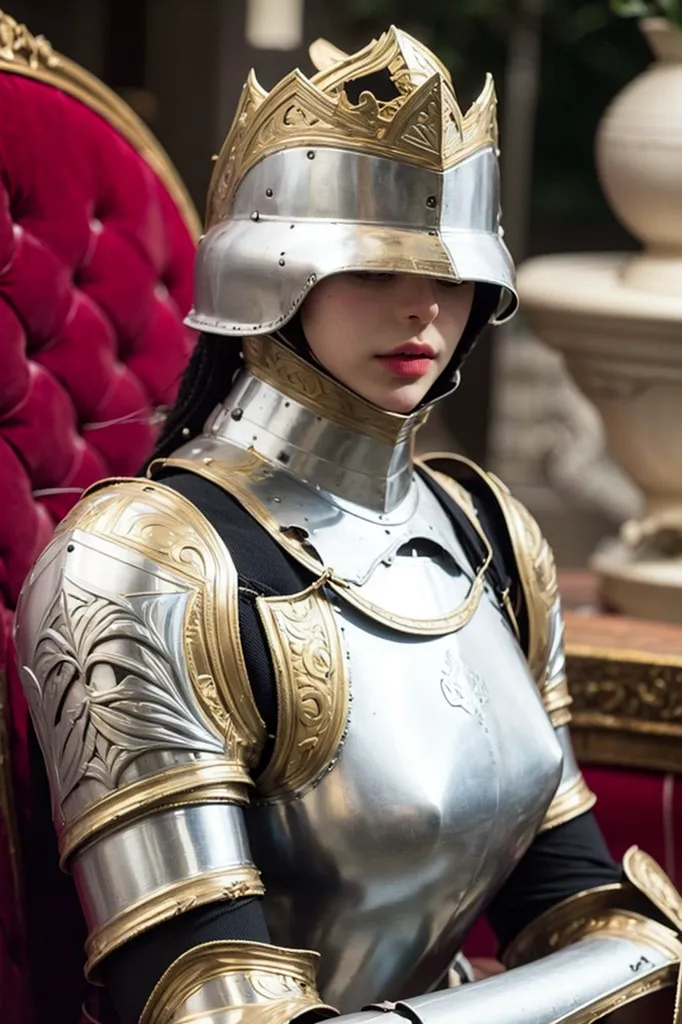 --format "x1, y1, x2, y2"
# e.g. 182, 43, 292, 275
485, 810, 623, 955
102, 470, 314, 1024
